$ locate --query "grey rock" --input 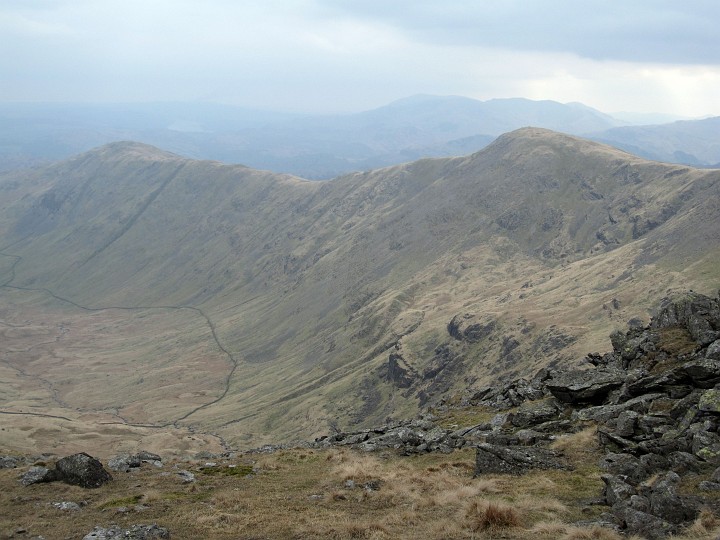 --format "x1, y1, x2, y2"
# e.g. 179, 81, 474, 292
109, 451, 163, 472
613, 411, 639, 438
706, 339, 720, 360
599, 453, 647, 485
52, 501, 81, 511
601, 474, 636, 506
698, 388, 720, 413
613, 504, 678, 540
636, 414, 672, 436
597, 429, 637, 452
474, 443, 571, 476
681, 358, 720, 387
649, 471, 697, 525
82, 524, 170, 539
515, 429, 548, 446
177, 470, 195, 483
667, 451, 701, 473
510, 398, 560, 428
546, 368, 625, 404
698, 481, 720, 491
0, 456, 20, 469
135, 451, 162, 462
108, 454, 142, 473
20, 466, 58, 486
650, 292, 720, 346
692, 431, 720, 464
55, 453, 112, 488
639, 453, 669, 475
